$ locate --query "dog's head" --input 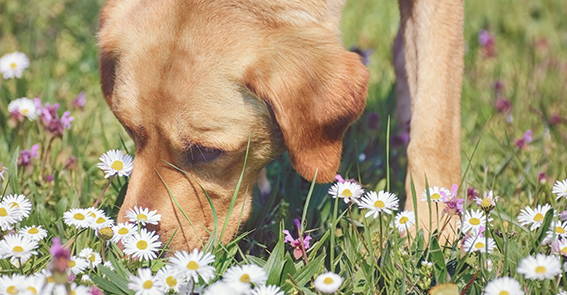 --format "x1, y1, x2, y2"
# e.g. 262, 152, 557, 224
98, 0, 368, 249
